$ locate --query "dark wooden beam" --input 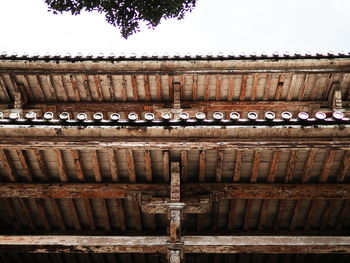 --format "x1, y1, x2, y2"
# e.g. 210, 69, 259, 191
0, 183, 349, 199
0, 235, 349, 254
